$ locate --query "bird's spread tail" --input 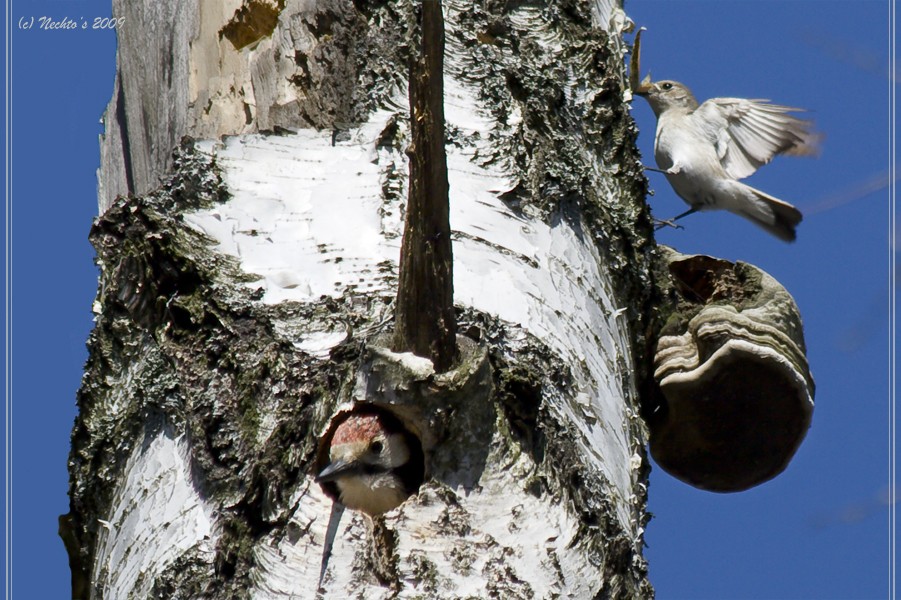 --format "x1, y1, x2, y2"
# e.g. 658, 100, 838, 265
734, 184, 803, 242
